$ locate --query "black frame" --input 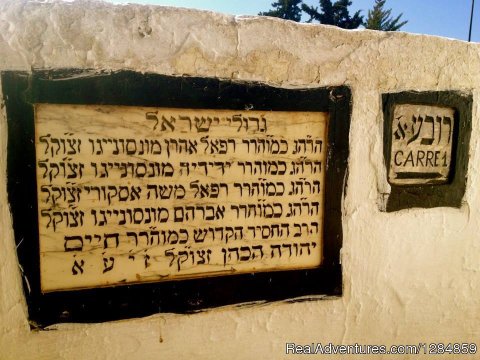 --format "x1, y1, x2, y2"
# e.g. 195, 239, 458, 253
383, 91, 472, 212
3, 70, 351, 328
